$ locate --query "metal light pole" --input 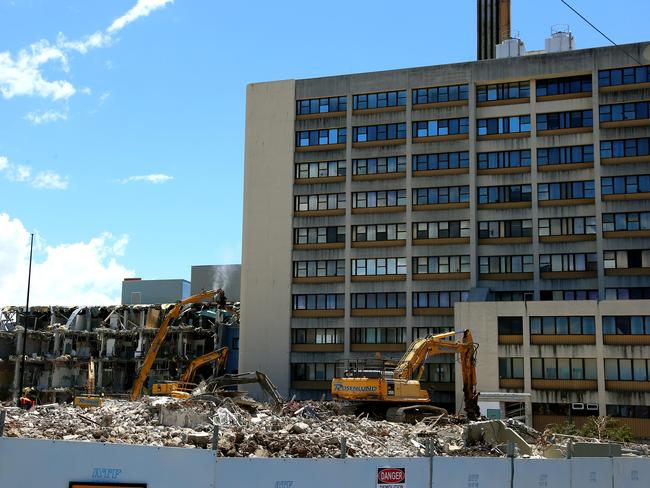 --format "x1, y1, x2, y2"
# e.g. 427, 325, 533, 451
17, 233, 34, 406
